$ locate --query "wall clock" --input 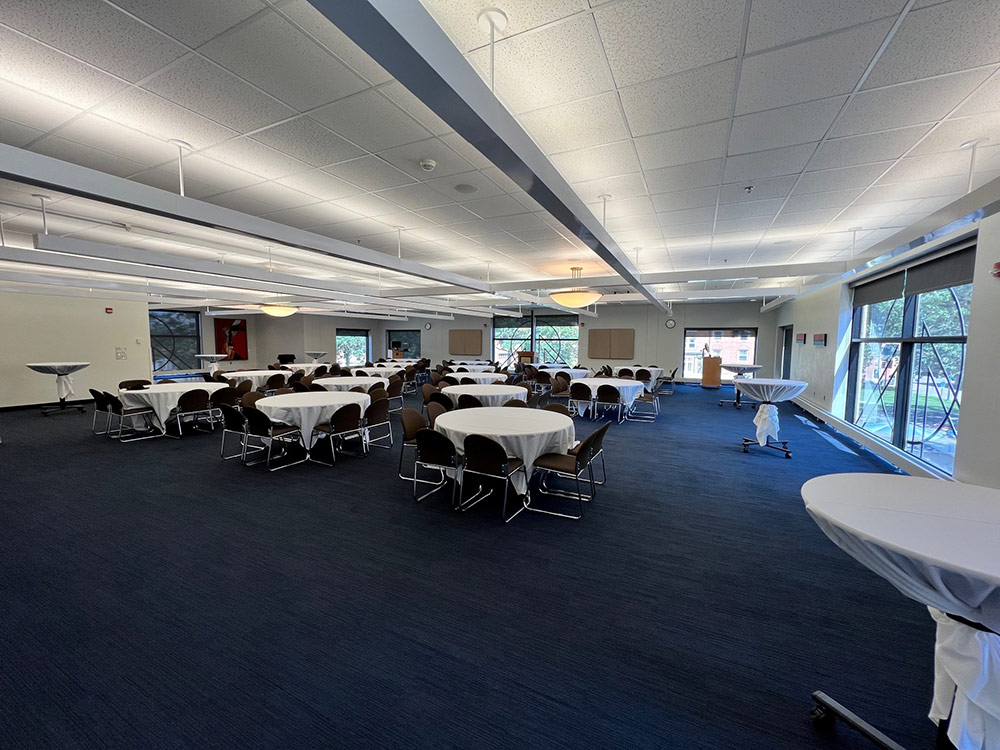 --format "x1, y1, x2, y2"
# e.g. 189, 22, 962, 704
665, 318, 677, 329
424, 323, 432, 330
